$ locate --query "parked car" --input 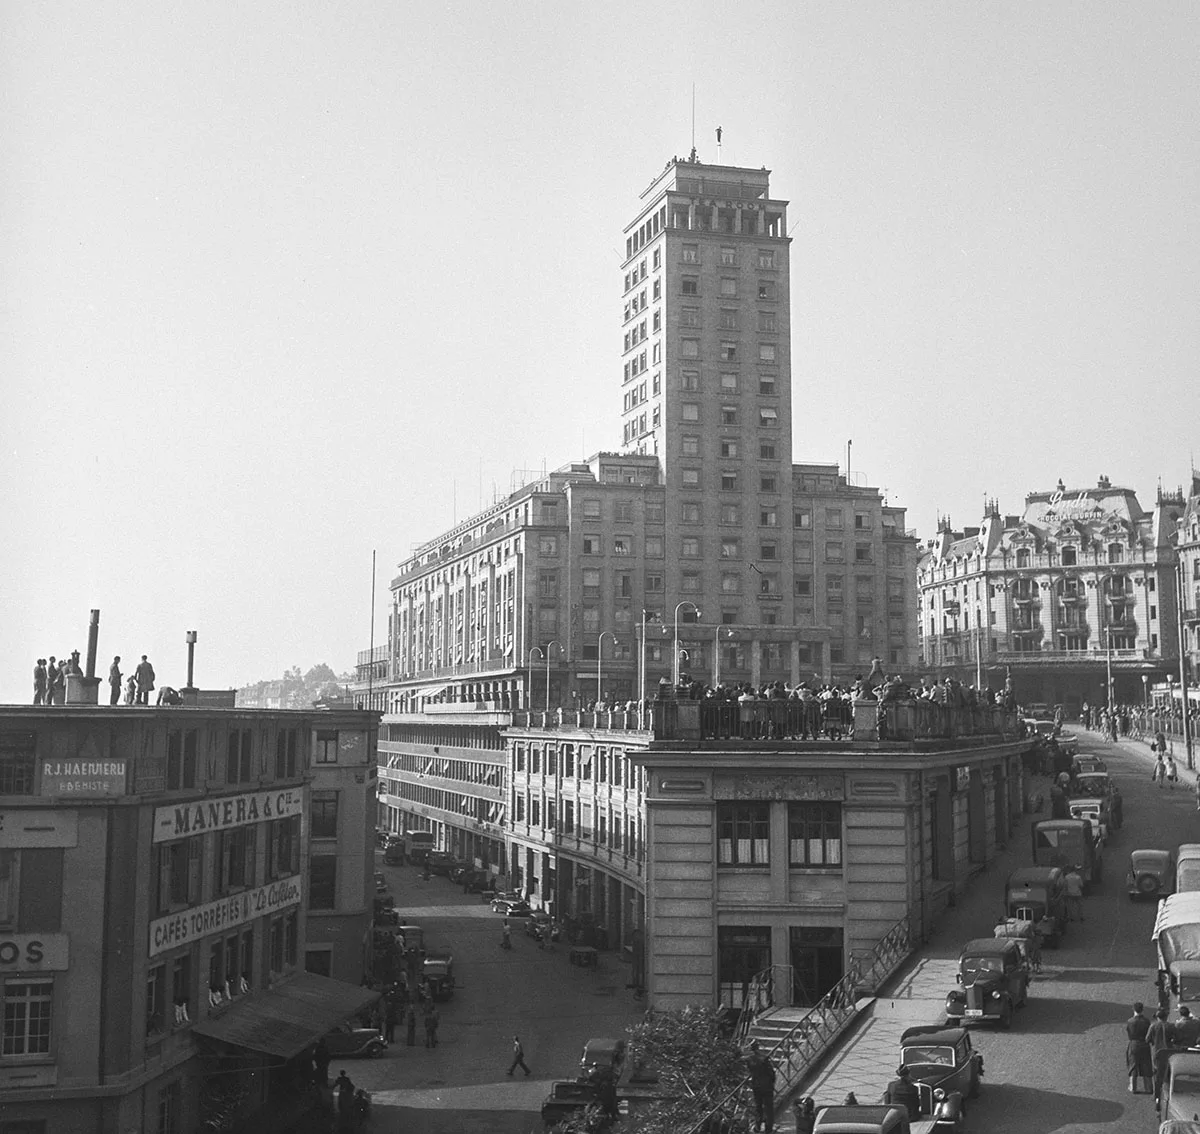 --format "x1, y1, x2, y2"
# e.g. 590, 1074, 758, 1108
1159, 1051, 1200, 1124
944, 937, 1029, 1029
811, 1105, 911, 1134
899, 1024, 983, 1106
580, 1037, 627, 1081
1074, 770, 1123, 828
1073, 755, 1108, 775
492, 897, 533, 917
1055, 729, 1080, 757
487, 889, 522, 905
541, 1079, 600, 1130
422, 950, 455, 1000
526, 911, 556, 939
322, 1022, 387, 1059
1129, 848, 1176, 900
1068, 796, 1110, 842
383, 843, 406, 865
426, 851, 466, 877
459, 869, 493, 893
374, 871, 388, 893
